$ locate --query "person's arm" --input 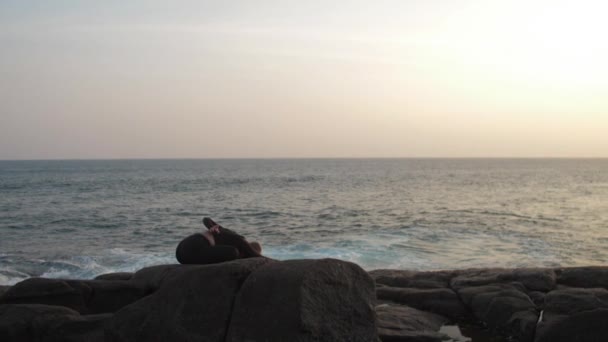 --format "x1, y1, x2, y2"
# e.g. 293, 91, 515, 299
213, 229, 262, 258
